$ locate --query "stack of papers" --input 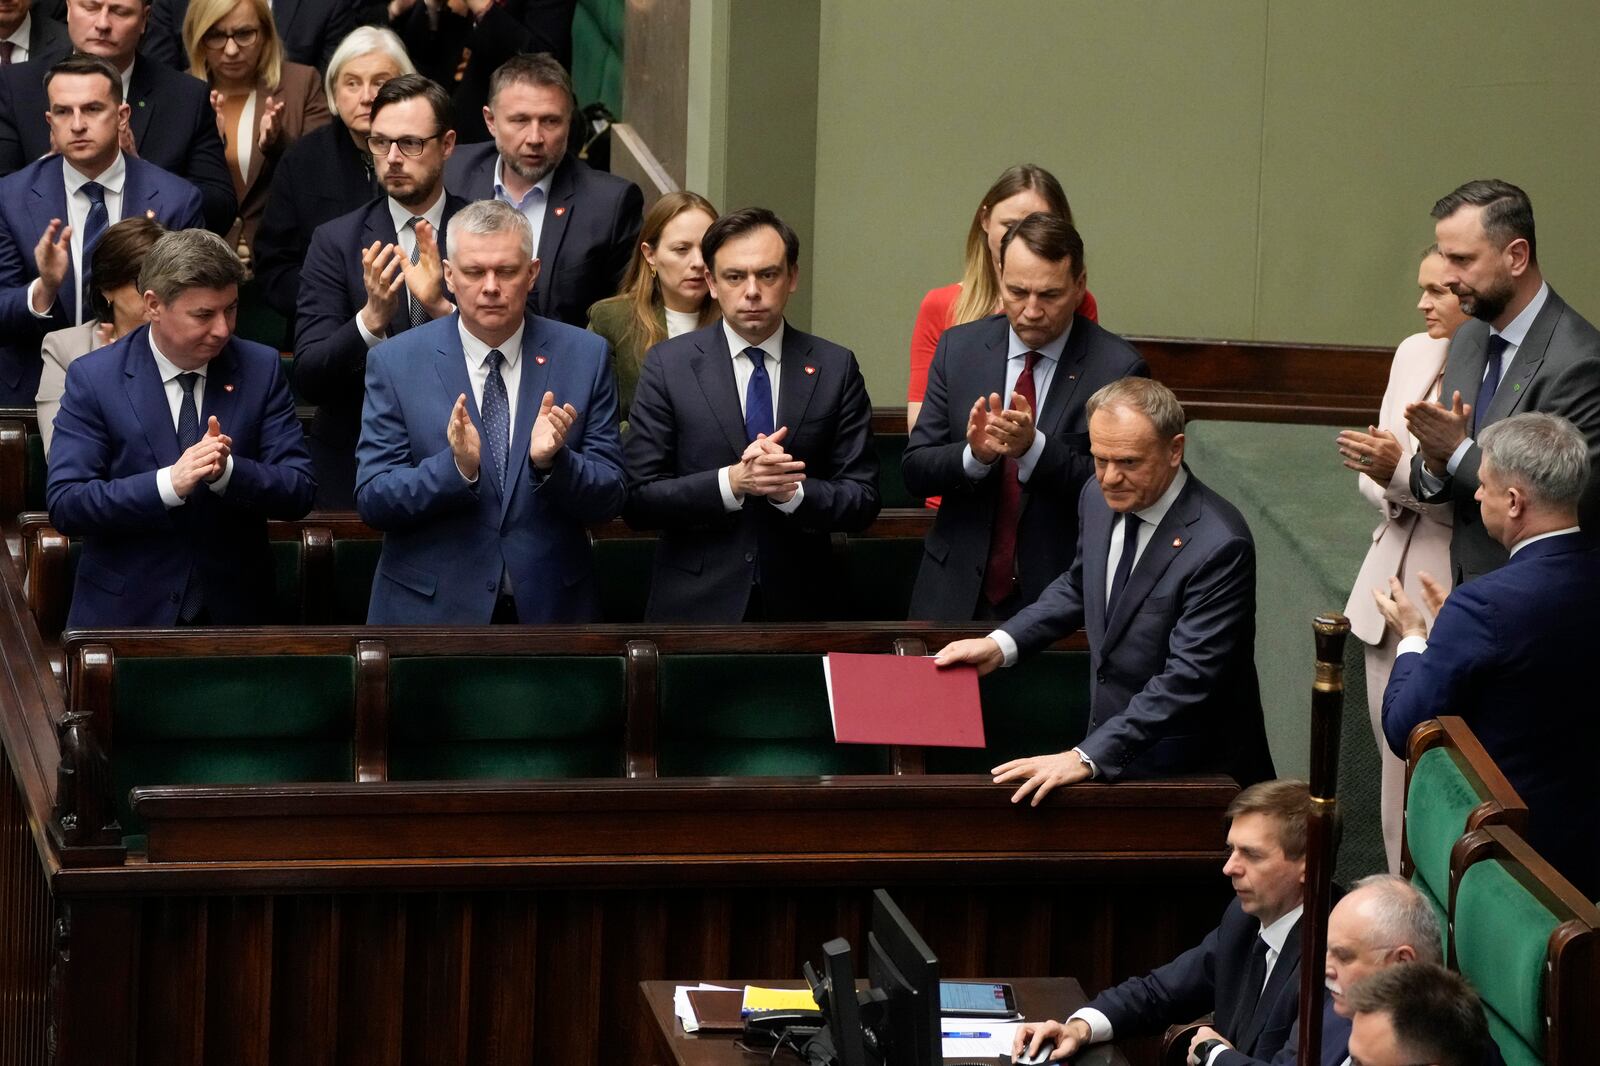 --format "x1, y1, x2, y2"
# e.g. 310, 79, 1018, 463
741, 985, 820, 1014
942, 1019, 1024, 1058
